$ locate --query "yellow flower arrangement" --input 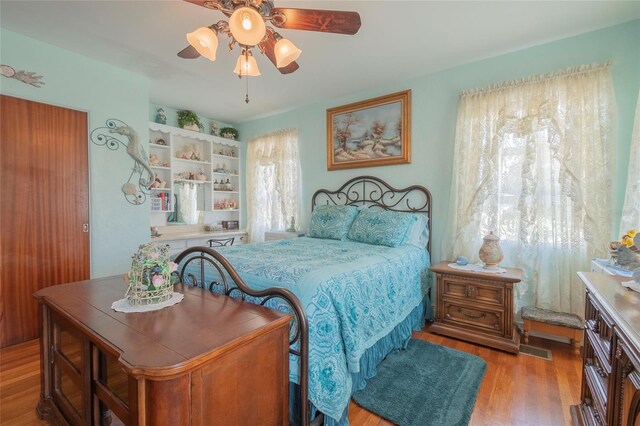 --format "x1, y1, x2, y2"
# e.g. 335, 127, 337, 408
622, 229, 639, 248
